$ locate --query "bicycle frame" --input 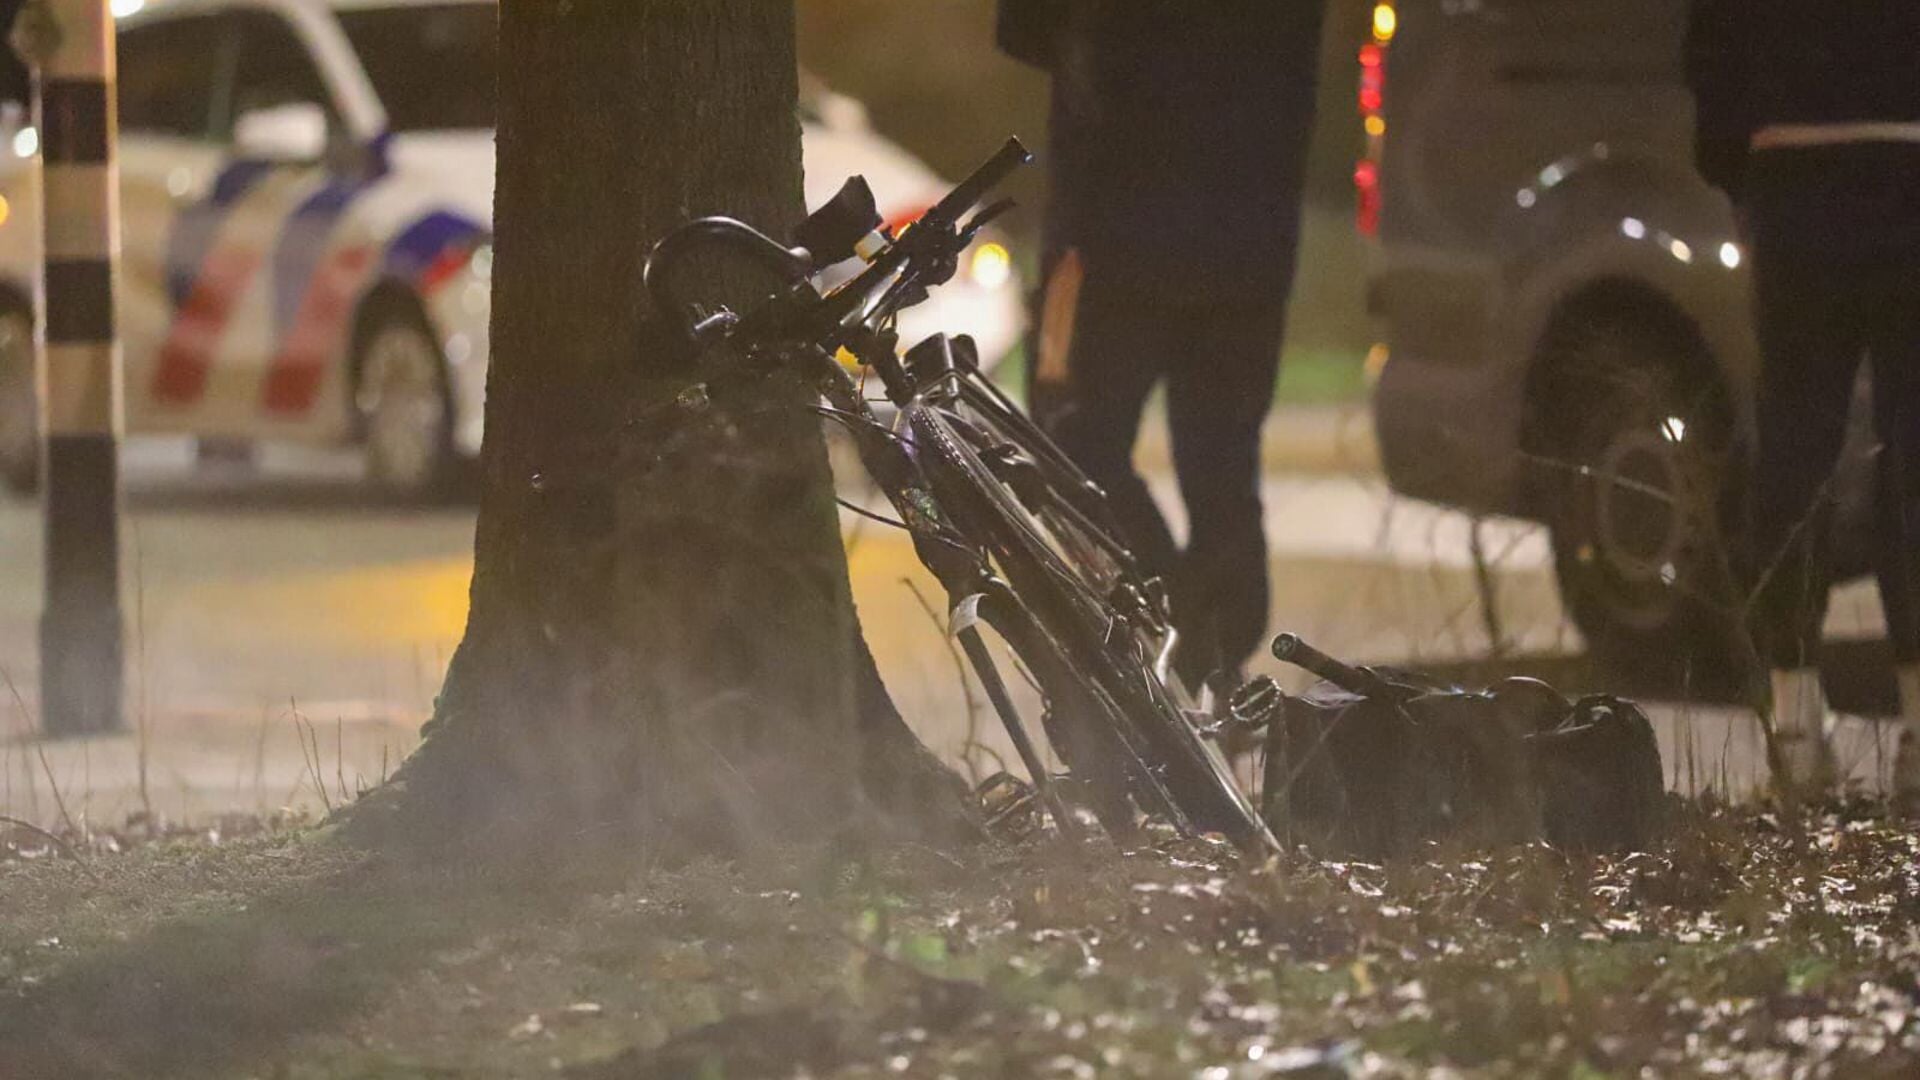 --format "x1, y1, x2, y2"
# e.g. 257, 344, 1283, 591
643, 139, 1280, 851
